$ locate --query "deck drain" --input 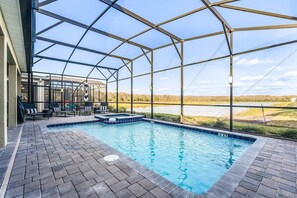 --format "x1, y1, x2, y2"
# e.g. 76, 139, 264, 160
103, 155, 119, 162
